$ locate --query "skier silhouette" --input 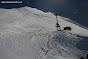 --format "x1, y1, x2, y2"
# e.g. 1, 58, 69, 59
56, 22, 60, 31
